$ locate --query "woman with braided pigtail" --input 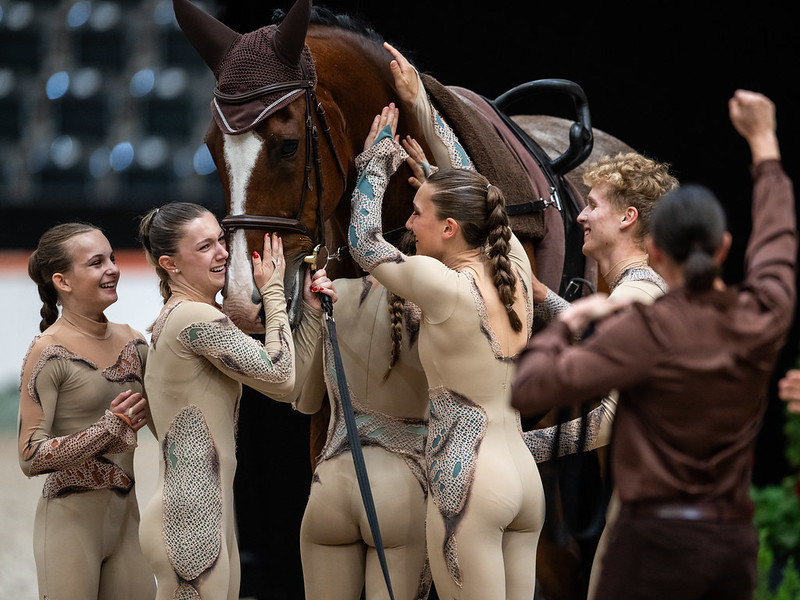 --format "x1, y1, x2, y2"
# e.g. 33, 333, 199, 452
348, 99, 543, 599
18, 222, 155, 600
